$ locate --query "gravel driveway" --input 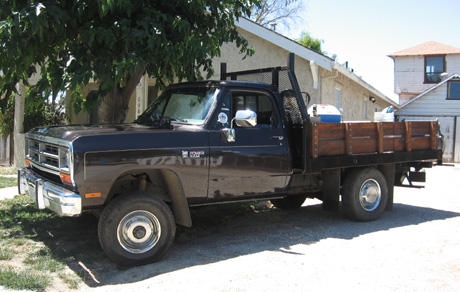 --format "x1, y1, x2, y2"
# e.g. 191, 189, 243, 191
76, 164, 460, 291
